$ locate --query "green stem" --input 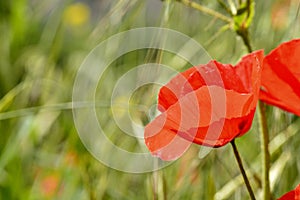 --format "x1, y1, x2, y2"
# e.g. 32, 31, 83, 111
176, 0, 232, 23
231, 140, 256, 200
257, 101, 271, 200
237, 28, 252, 52
217, 0, 232, 15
